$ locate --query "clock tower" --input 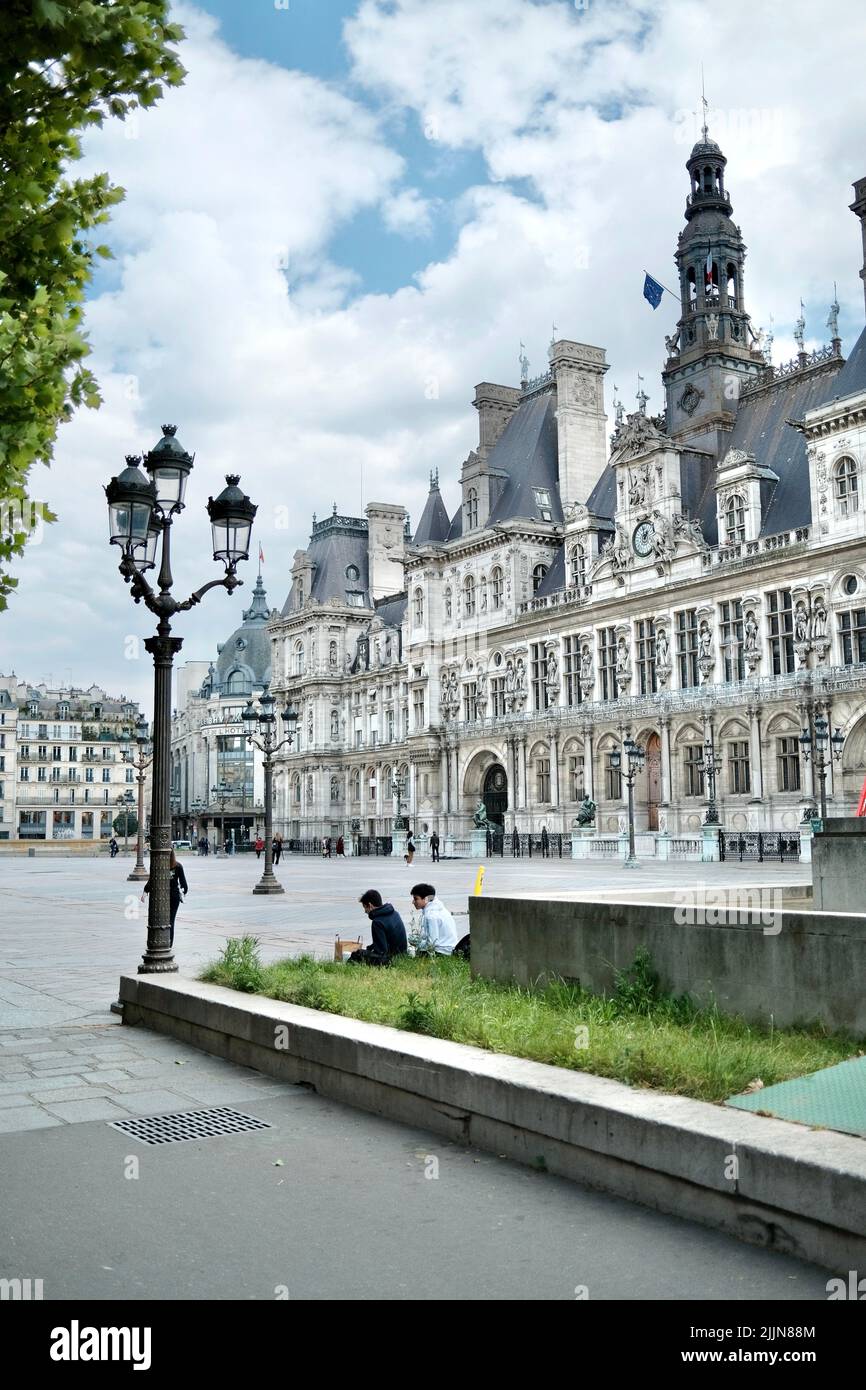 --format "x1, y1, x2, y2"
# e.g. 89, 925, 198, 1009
662, 128, 766, 455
